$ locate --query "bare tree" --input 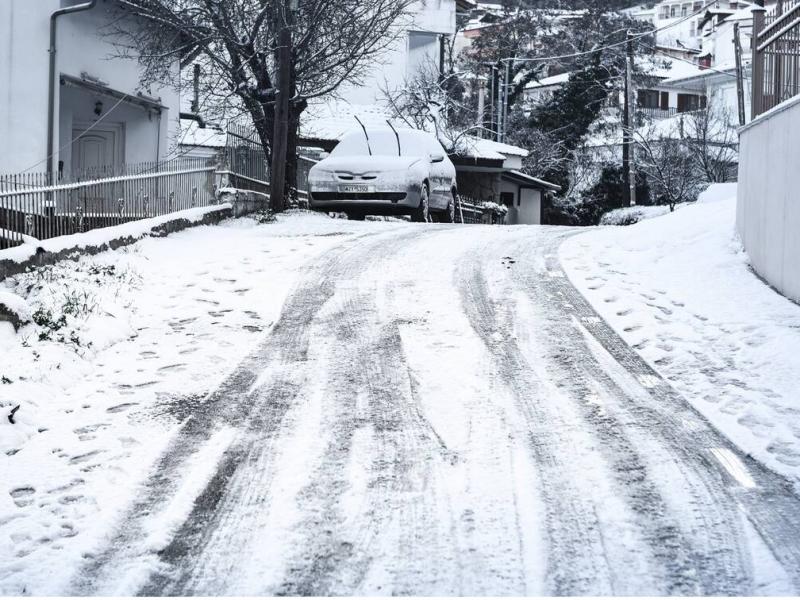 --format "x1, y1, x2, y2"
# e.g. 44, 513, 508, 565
382, 58, 482, 152
633, 123, 703, 211
684, 102, 739, 184
111, 0, 413, 210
